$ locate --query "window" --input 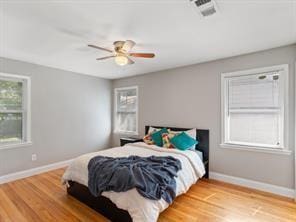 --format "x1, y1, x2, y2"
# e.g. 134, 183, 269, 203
0, 73, 31, 148
114, 86, 138, 134
221, 65, 289, 151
